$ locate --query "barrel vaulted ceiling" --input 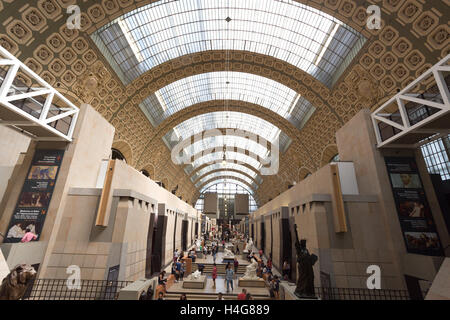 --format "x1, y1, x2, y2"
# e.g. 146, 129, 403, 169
0, 0, 448, 205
